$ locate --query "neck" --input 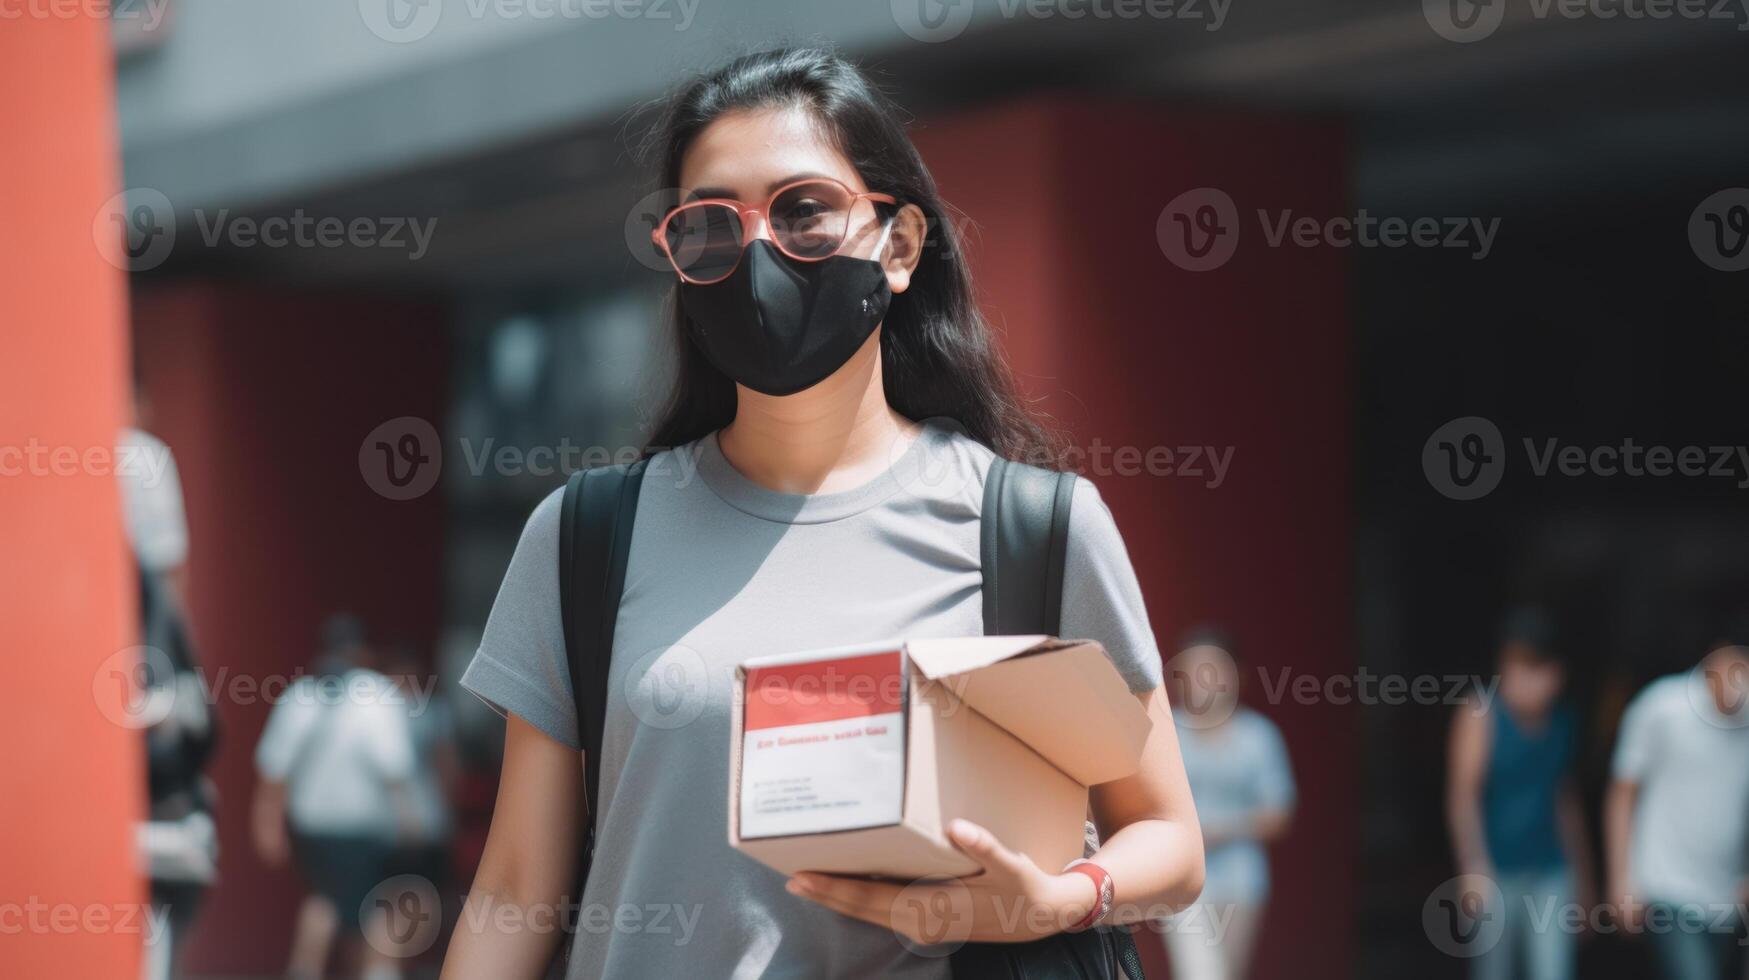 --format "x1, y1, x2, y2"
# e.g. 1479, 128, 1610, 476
718, 328, 918, 494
